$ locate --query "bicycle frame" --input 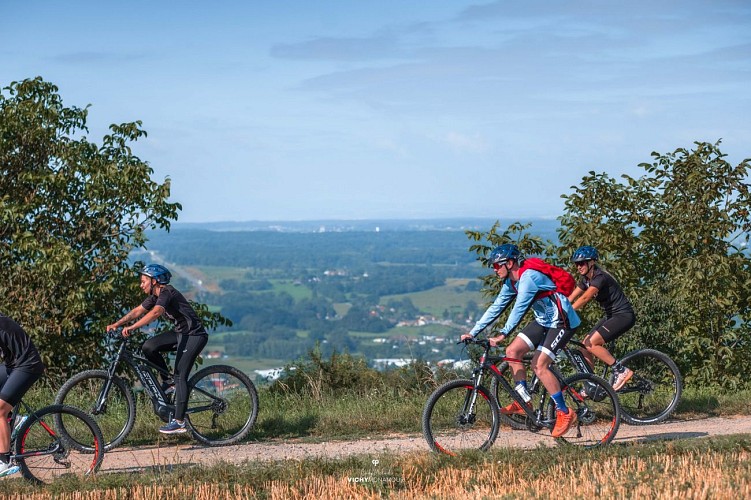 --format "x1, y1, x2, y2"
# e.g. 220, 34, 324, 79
473, 342, 574, 431
9, 400, 62, 462
96, 336, 175, 420
97, 334, 226, 422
